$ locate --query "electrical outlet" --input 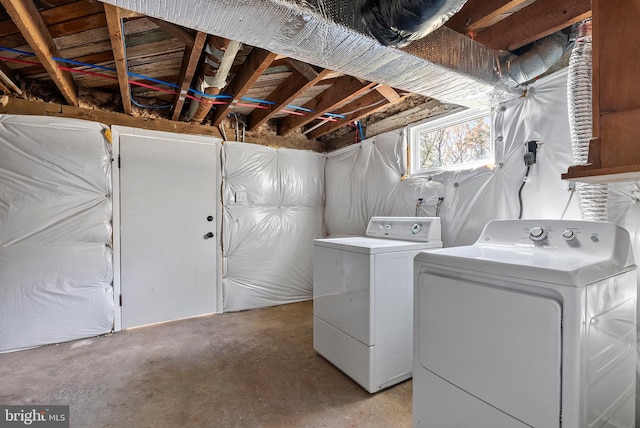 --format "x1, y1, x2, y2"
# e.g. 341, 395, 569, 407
235, 191, 247, 204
